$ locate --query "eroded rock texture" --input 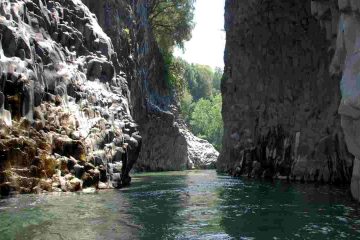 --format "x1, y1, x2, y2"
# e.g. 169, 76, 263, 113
0, 0, 141, 194
0, 0, 218, 195
220, 0, 354, 185
84, 0, 218, 171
